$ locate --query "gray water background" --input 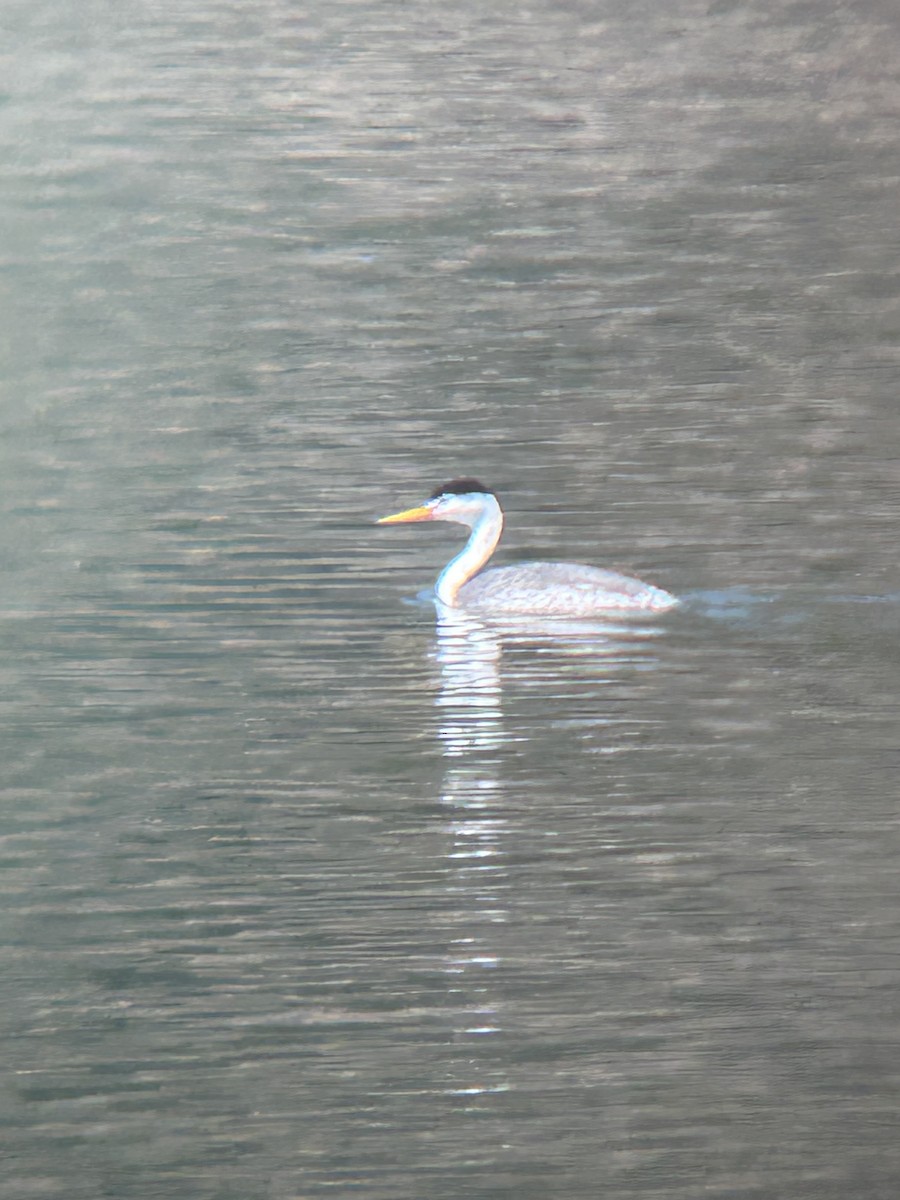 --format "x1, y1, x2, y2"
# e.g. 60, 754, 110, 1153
2, 1, 899, 1197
